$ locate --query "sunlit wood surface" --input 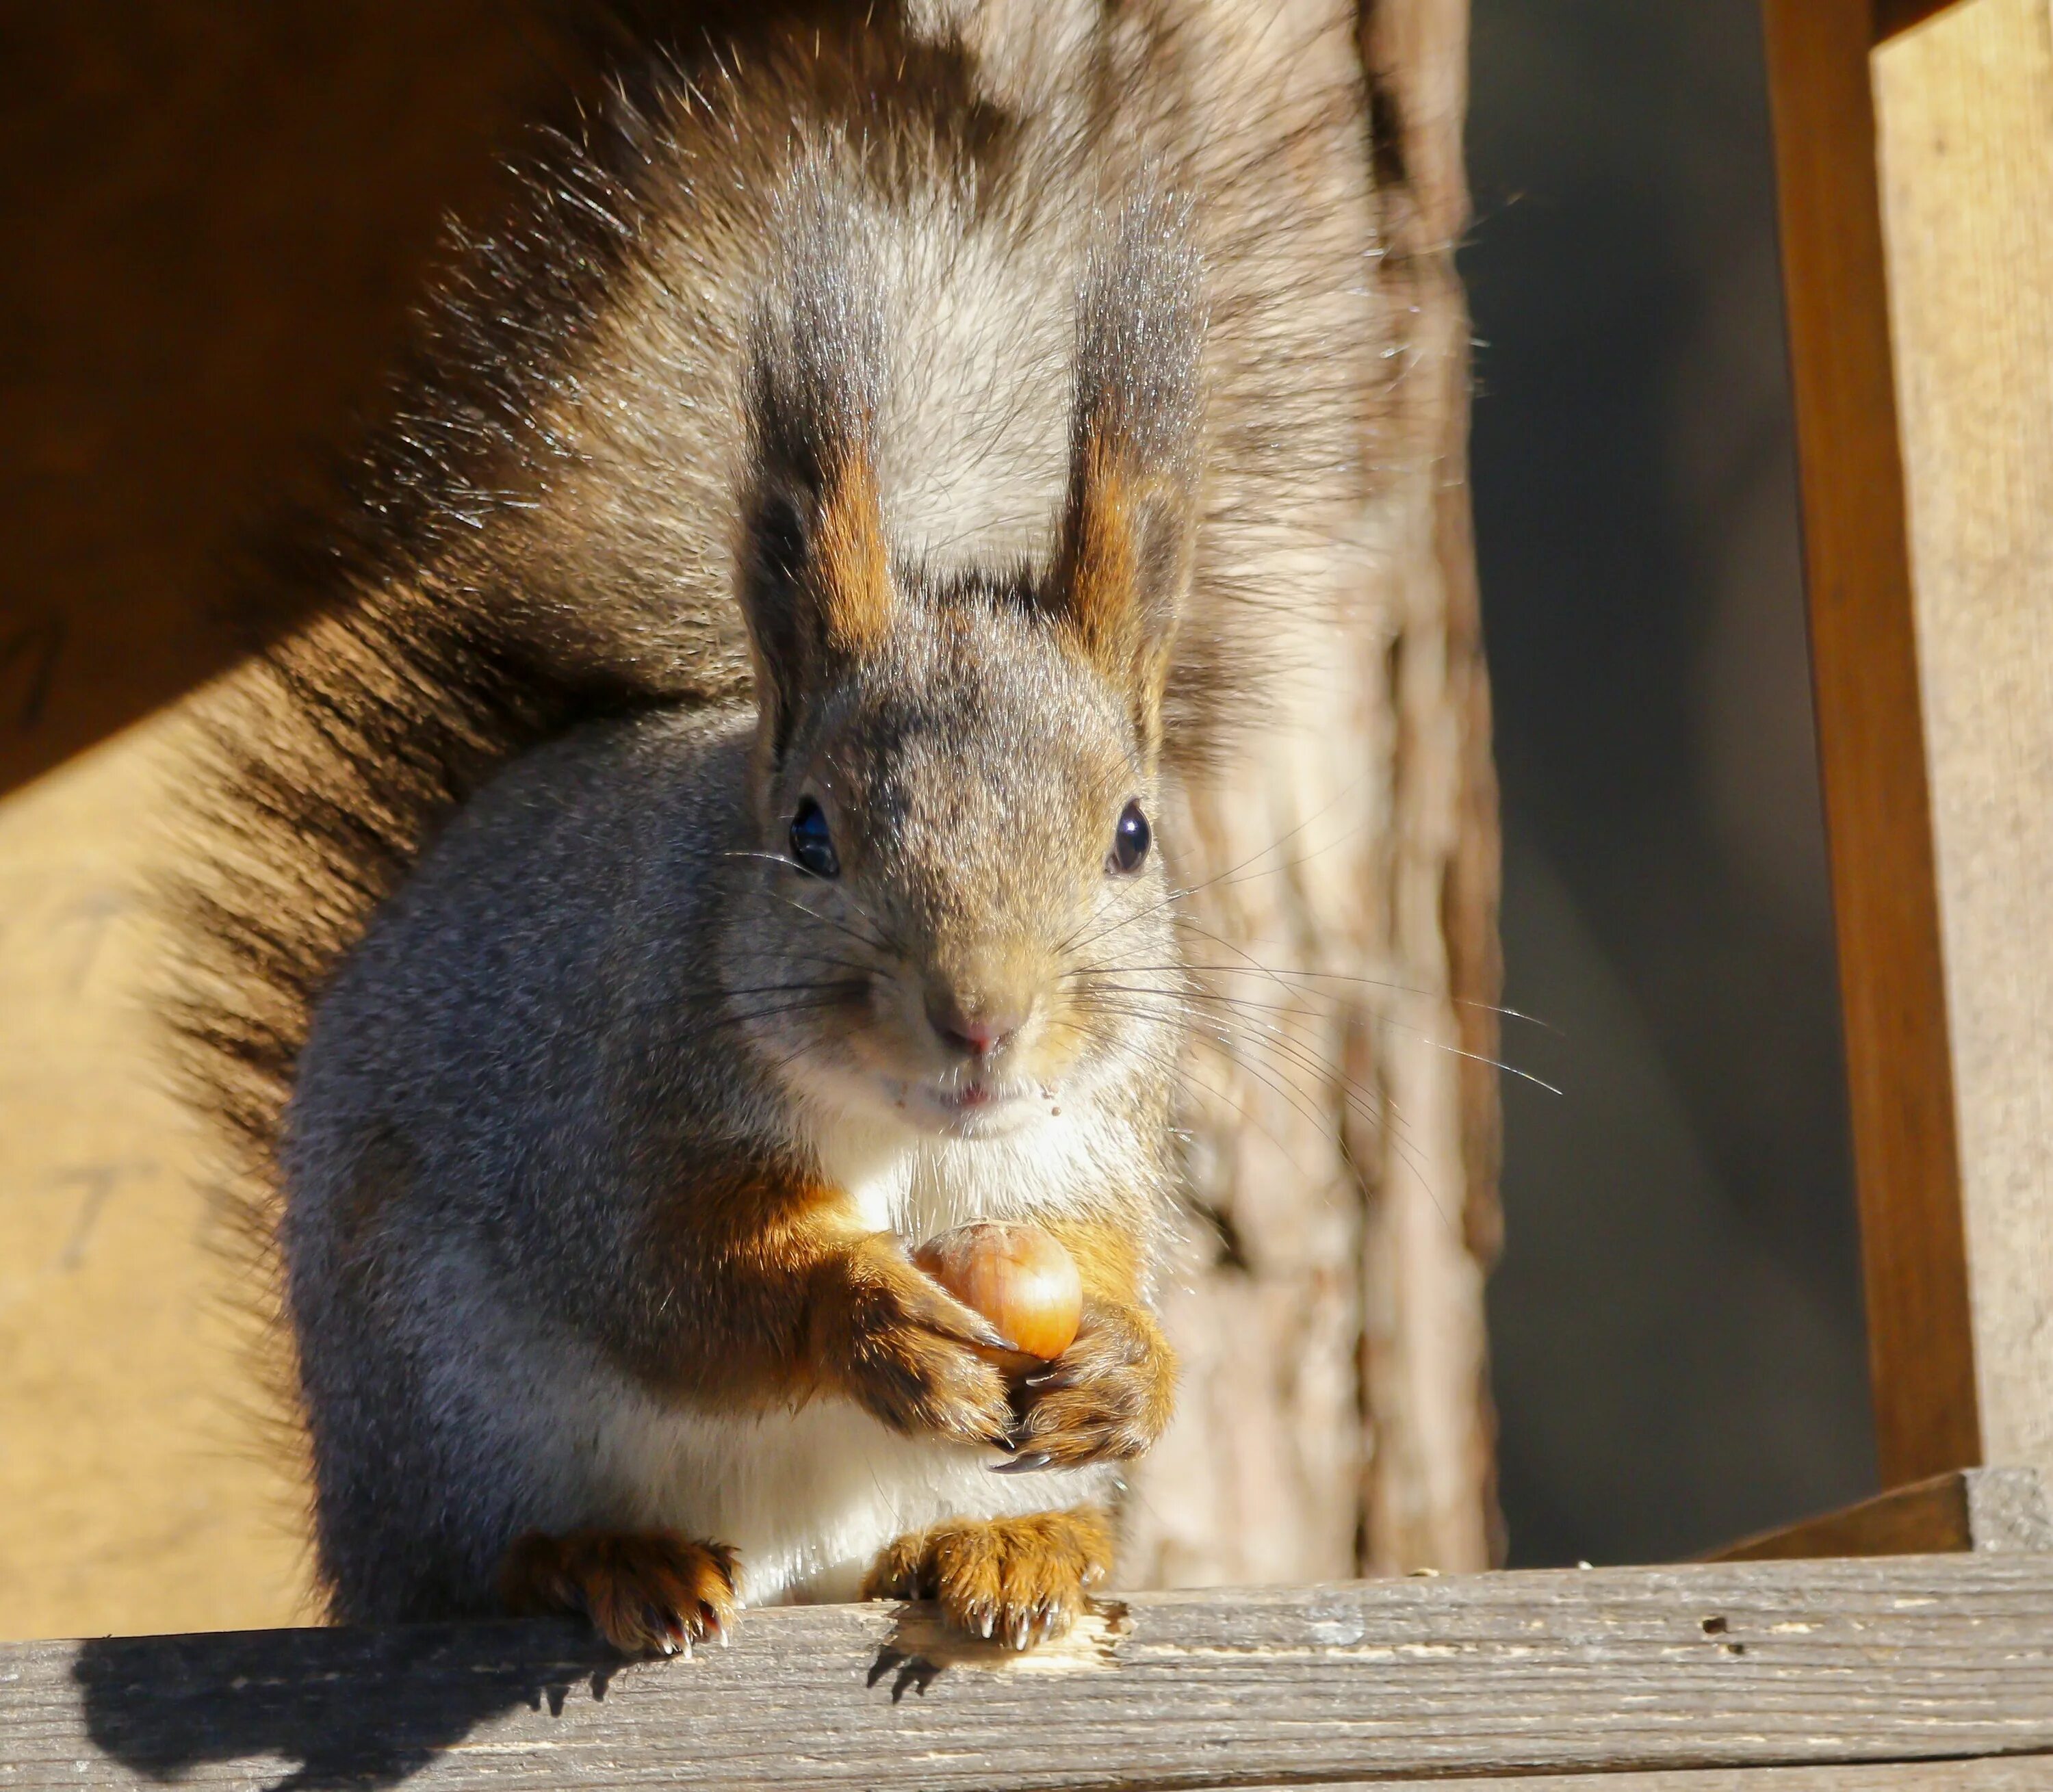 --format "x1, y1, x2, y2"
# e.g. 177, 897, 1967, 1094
0, 718, 307, 1639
